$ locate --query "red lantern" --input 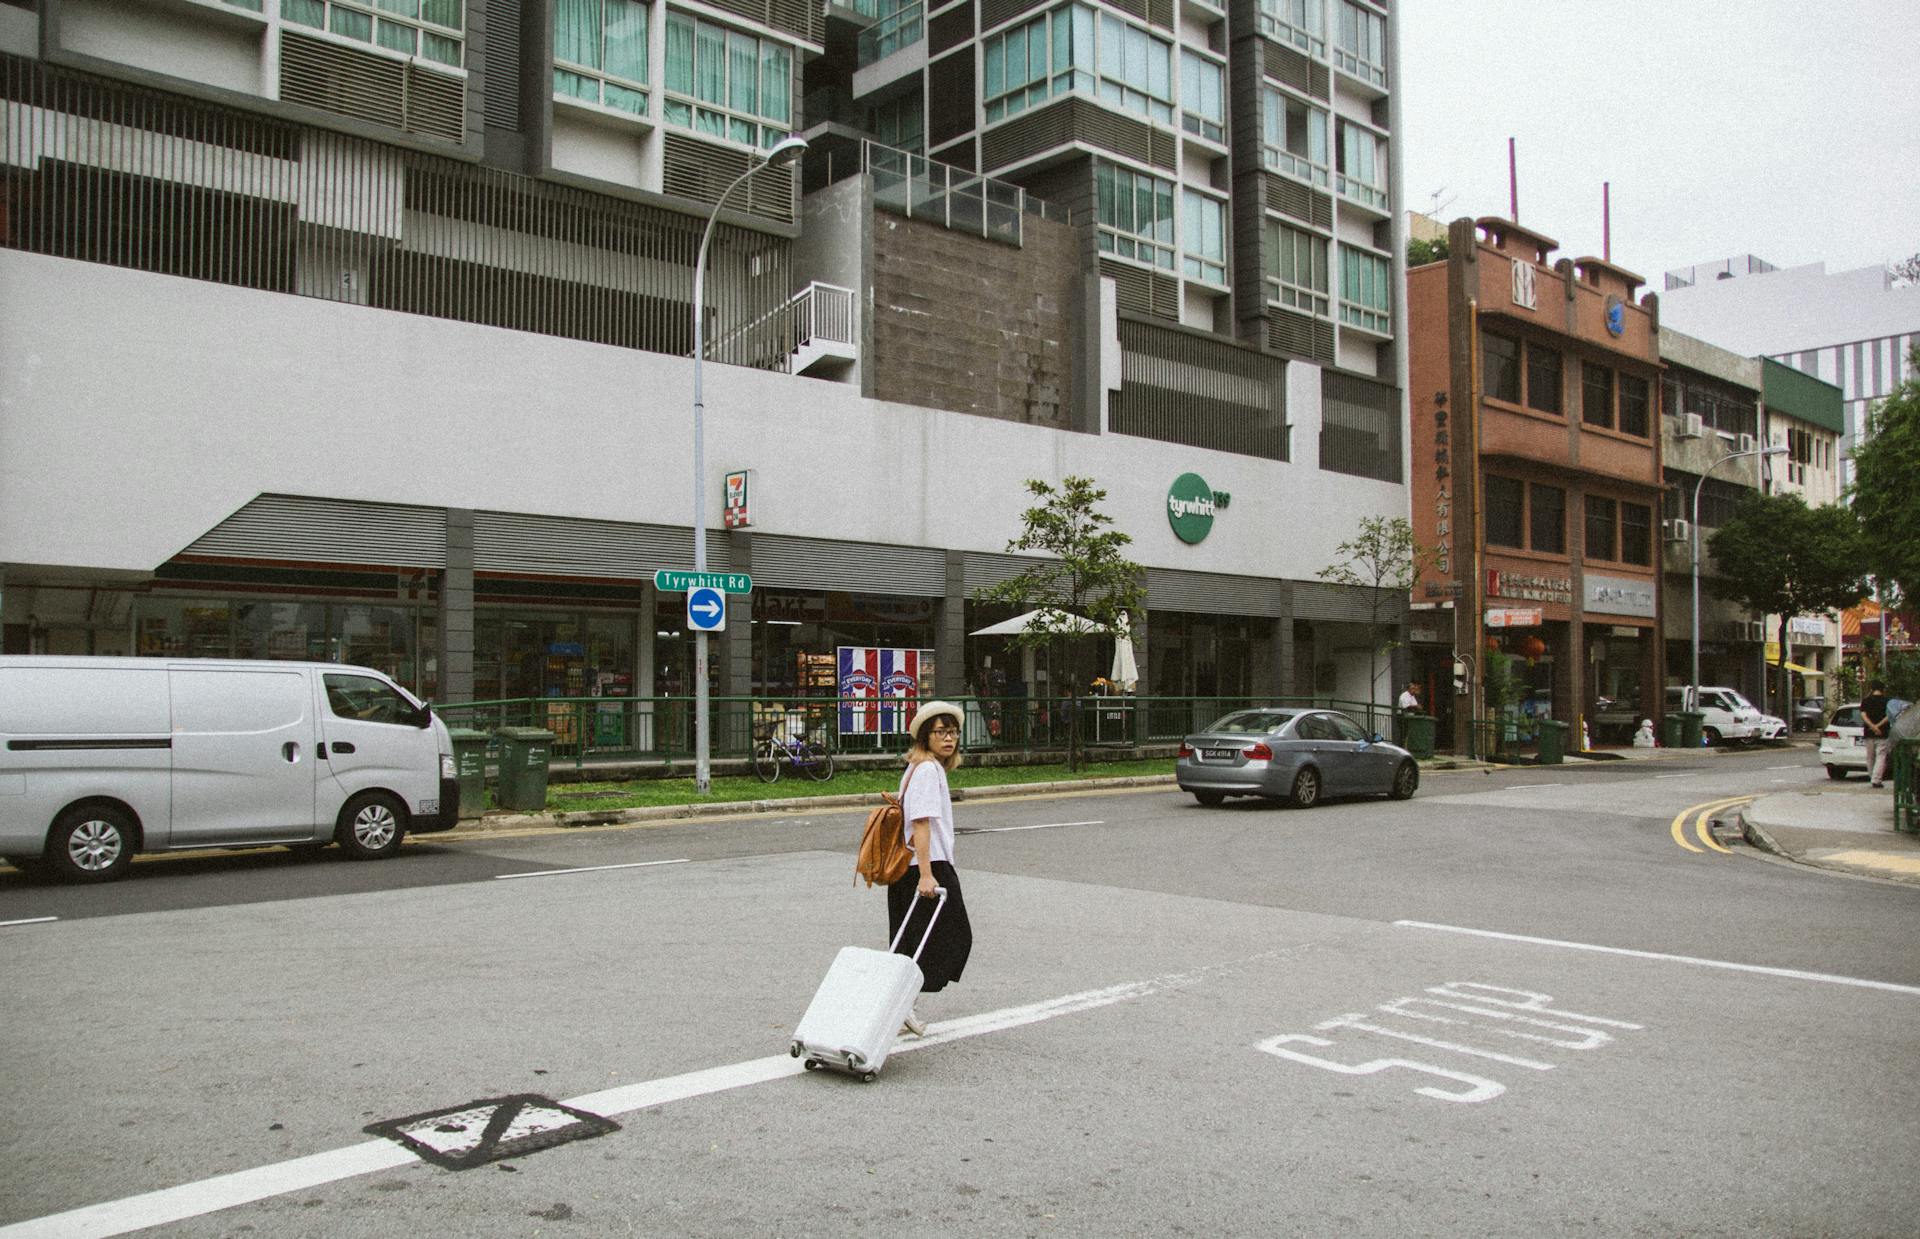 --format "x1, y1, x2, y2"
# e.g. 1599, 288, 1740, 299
1486, 634, 1502, 653
1520, 635, 1547, 663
